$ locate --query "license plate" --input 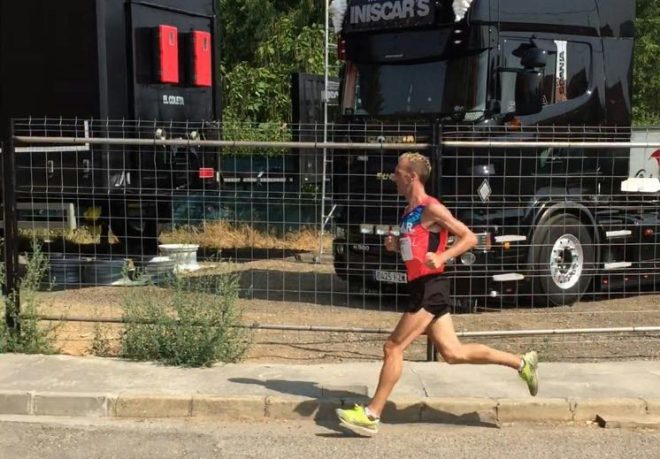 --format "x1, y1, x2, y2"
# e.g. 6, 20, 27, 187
374, 270, 407, 284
